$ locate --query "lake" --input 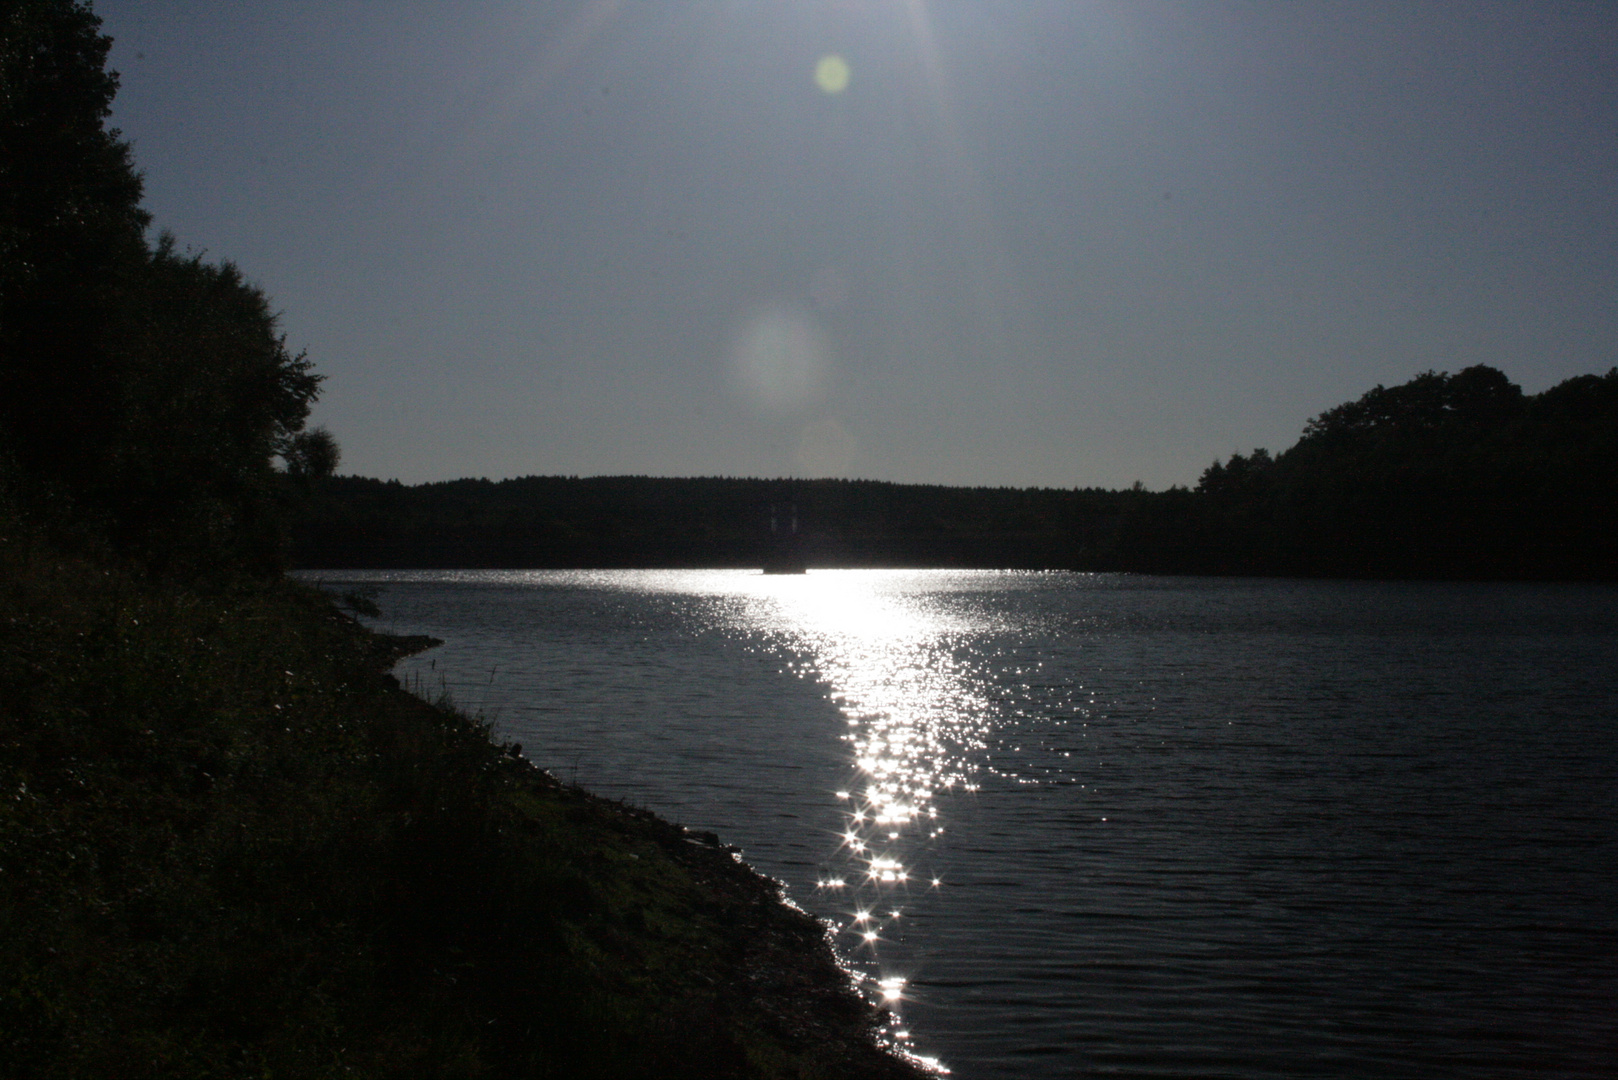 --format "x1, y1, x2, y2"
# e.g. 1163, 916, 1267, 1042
303, 569, 1617, 1078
